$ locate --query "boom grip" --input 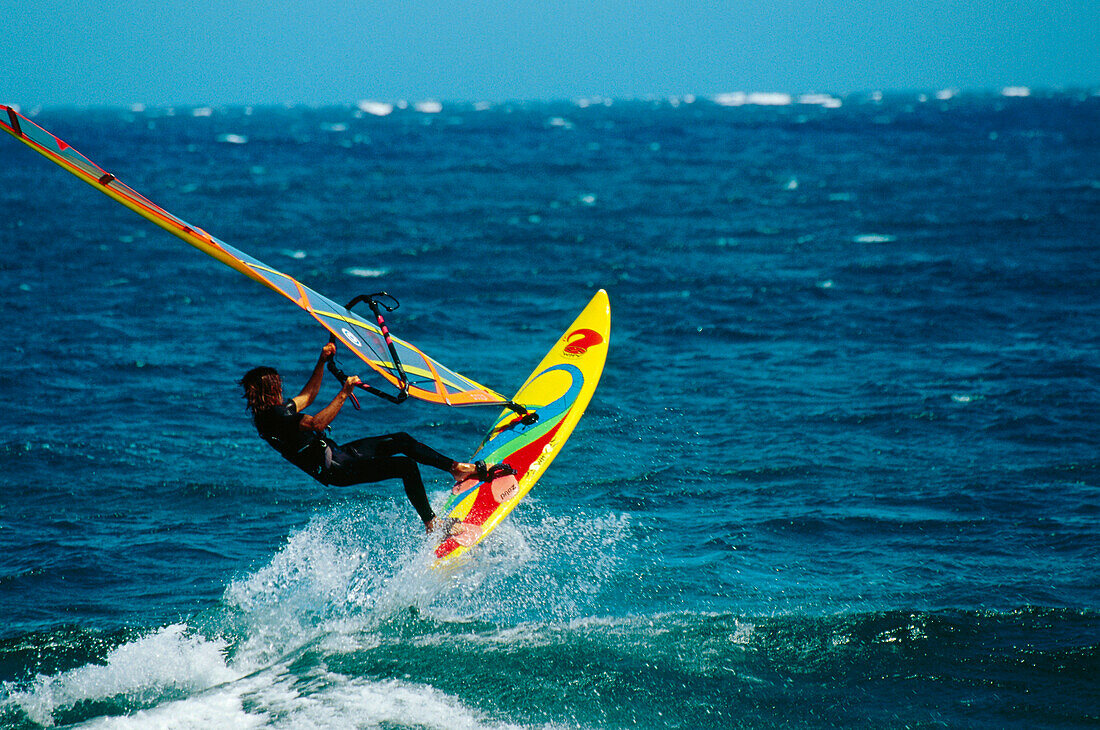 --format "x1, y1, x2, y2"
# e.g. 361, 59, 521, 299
326, 334, 361, 410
